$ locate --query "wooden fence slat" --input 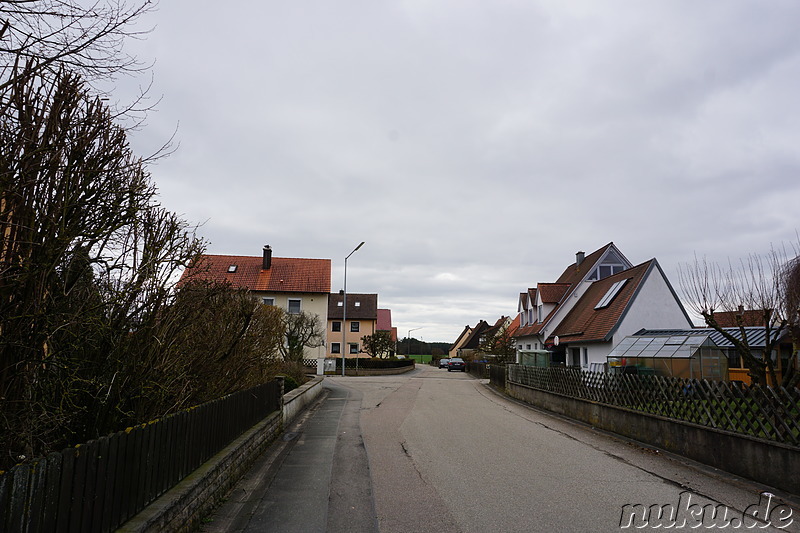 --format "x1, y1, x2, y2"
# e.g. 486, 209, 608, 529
108, 431, 126, 531
56, 447, 76, 533
0, 461, 10, 533
79, 440, 99, 533
68, 444, 89, 533
26, 457, 48, 533
41, 452, 63, 533
89, 437, 110, 533
8, 463, 30, 533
